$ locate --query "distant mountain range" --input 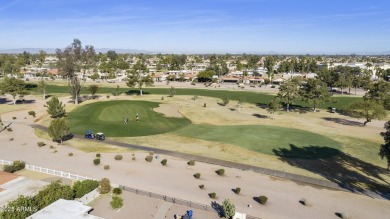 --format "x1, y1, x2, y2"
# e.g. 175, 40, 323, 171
0, 48, 154, 54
